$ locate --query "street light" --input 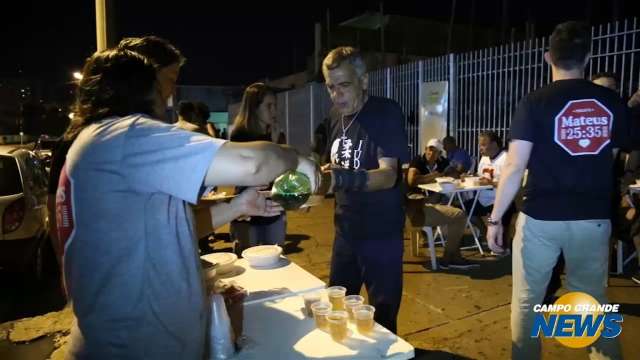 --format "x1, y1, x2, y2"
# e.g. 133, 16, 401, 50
73, 72, 83, 80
